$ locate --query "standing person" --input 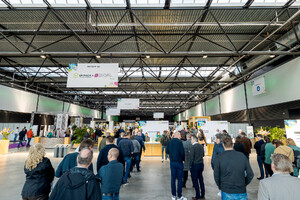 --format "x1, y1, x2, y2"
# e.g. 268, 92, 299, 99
182, 134, 192, 188
99, 132, 110, 151
189, 135, 205, 200
84, 128, 91, 140
98, 148, 123, 200
233, 136, 247, 157
117, 132, 125, 146
286, 138, 300, 177
118, 132, 134, 184
258, 154, 300, 200
135, 132, 146, 159
240, 132, 252, 160
255, 134, 266, 180
140, 129, 146, 141
211, 134, 225, 169
214, 137, 254, 200
260, 136, 270, 178
21, 144, 54, 200
18, 128, 27, 148
55, 139, 94, 177
161, 130, 171, 163
273, 140, 294, 174
14, 127, 19, 142
264, 139, 276, 177
197, 129, 206, 147
155, 132, 162, 142
166, 132, 187, 200
26, 128, 34, 147
130, 135, 141, 172
65, 127, 71, 137
97, 136, 124, 172
50, 148, 101, 200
